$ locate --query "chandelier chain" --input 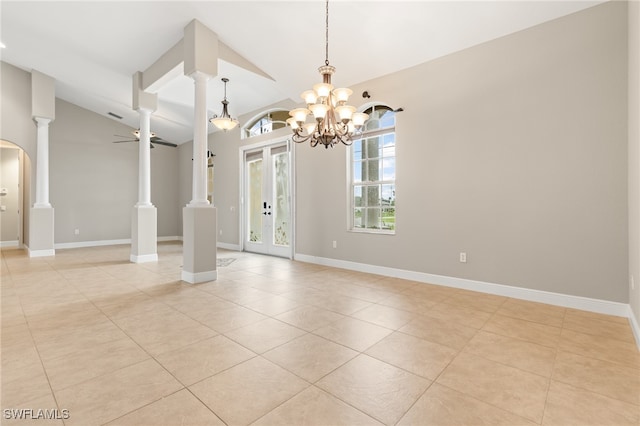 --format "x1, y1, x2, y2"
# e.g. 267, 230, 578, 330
325, 0, 329, 66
